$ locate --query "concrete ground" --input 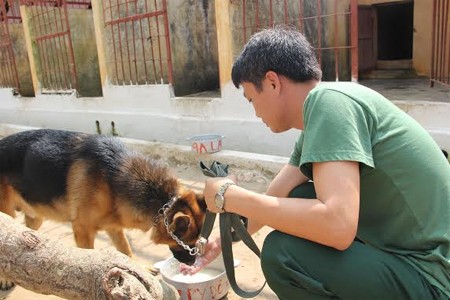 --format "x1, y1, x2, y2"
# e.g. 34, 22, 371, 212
360, 78, 450, 102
